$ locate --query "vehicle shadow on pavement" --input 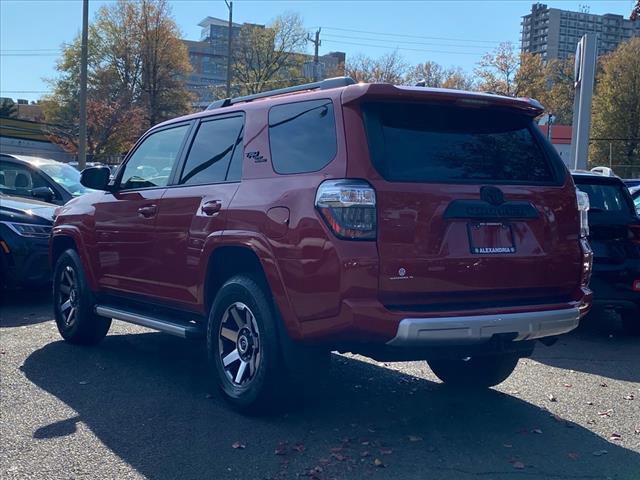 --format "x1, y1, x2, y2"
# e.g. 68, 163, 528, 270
22, 332, 640, 480
0, 288, 52, 327
532, 327, 640, 383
